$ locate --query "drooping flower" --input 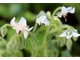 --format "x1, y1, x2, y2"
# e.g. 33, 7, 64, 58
10, 17, 33, 38
59, 29, 80, 39
57, 6, 75, 21
36, 15, 49, 26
